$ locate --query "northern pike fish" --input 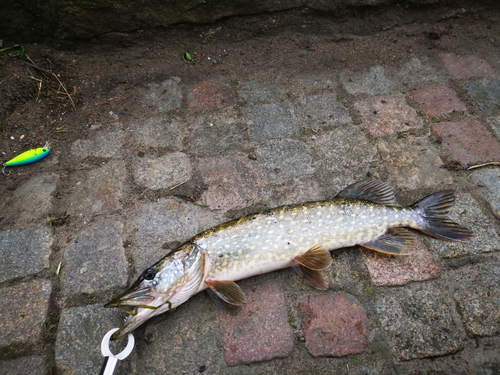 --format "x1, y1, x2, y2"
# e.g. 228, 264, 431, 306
106, 179, 473, 340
